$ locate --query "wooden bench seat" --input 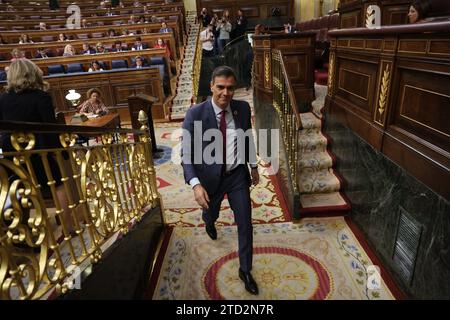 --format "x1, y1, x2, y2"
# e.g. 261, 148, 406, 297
0, 11, 185, 41
0, 21, 182, 54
